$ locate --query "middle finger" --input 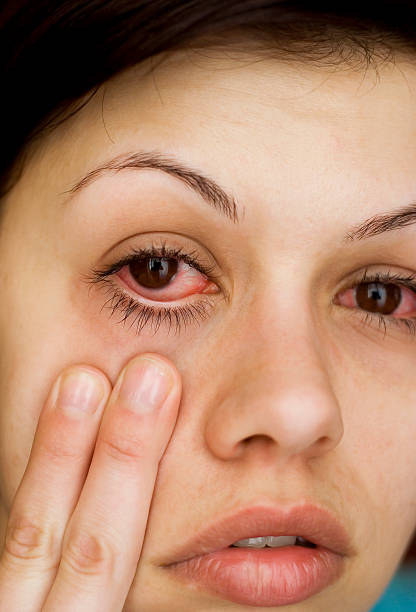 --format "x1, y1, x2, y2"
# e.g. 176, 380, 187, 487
43, 354, 181, 612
